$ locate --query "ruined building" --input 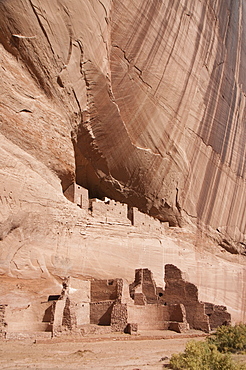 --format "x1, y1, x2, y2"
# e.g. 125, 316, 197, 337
51, 264, 230, 337
1, 264, 231, 339
0, 265, 231, 339
0, 185, 231, 339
